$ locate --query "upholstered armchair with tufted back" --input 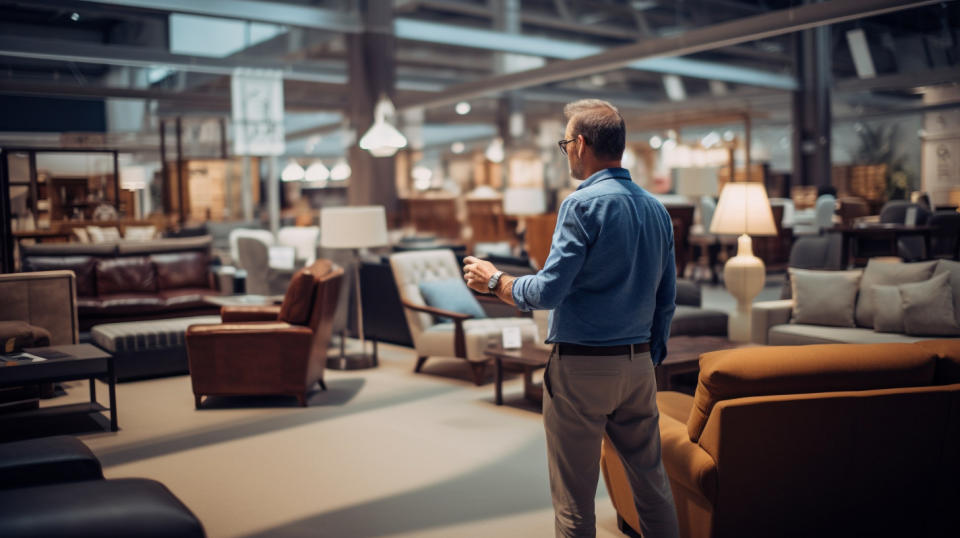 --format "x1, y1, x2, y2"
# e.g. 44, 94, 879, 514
389, 249, 539, 385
